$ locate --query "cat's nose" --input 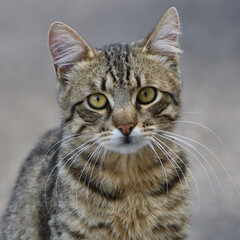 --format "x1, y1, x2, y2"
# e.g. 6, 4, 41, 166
117, 123, 136, 136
